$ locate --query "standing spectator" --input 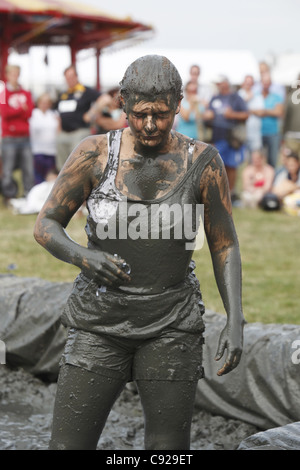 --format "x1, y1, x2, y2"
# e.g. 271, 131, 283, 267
238, 75, 264, 153
189, 64, 201, 86
0, 64, 34, 202
253, 61, 286, 100
29, 92, 59, 184
176, 81, 205, 140
252, 73, 284, 168
83, 87, 127, 134
282, 74, 300, 157
204, 75, 248, 197
56, 65, 100, 170
189, 64, 212, 107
